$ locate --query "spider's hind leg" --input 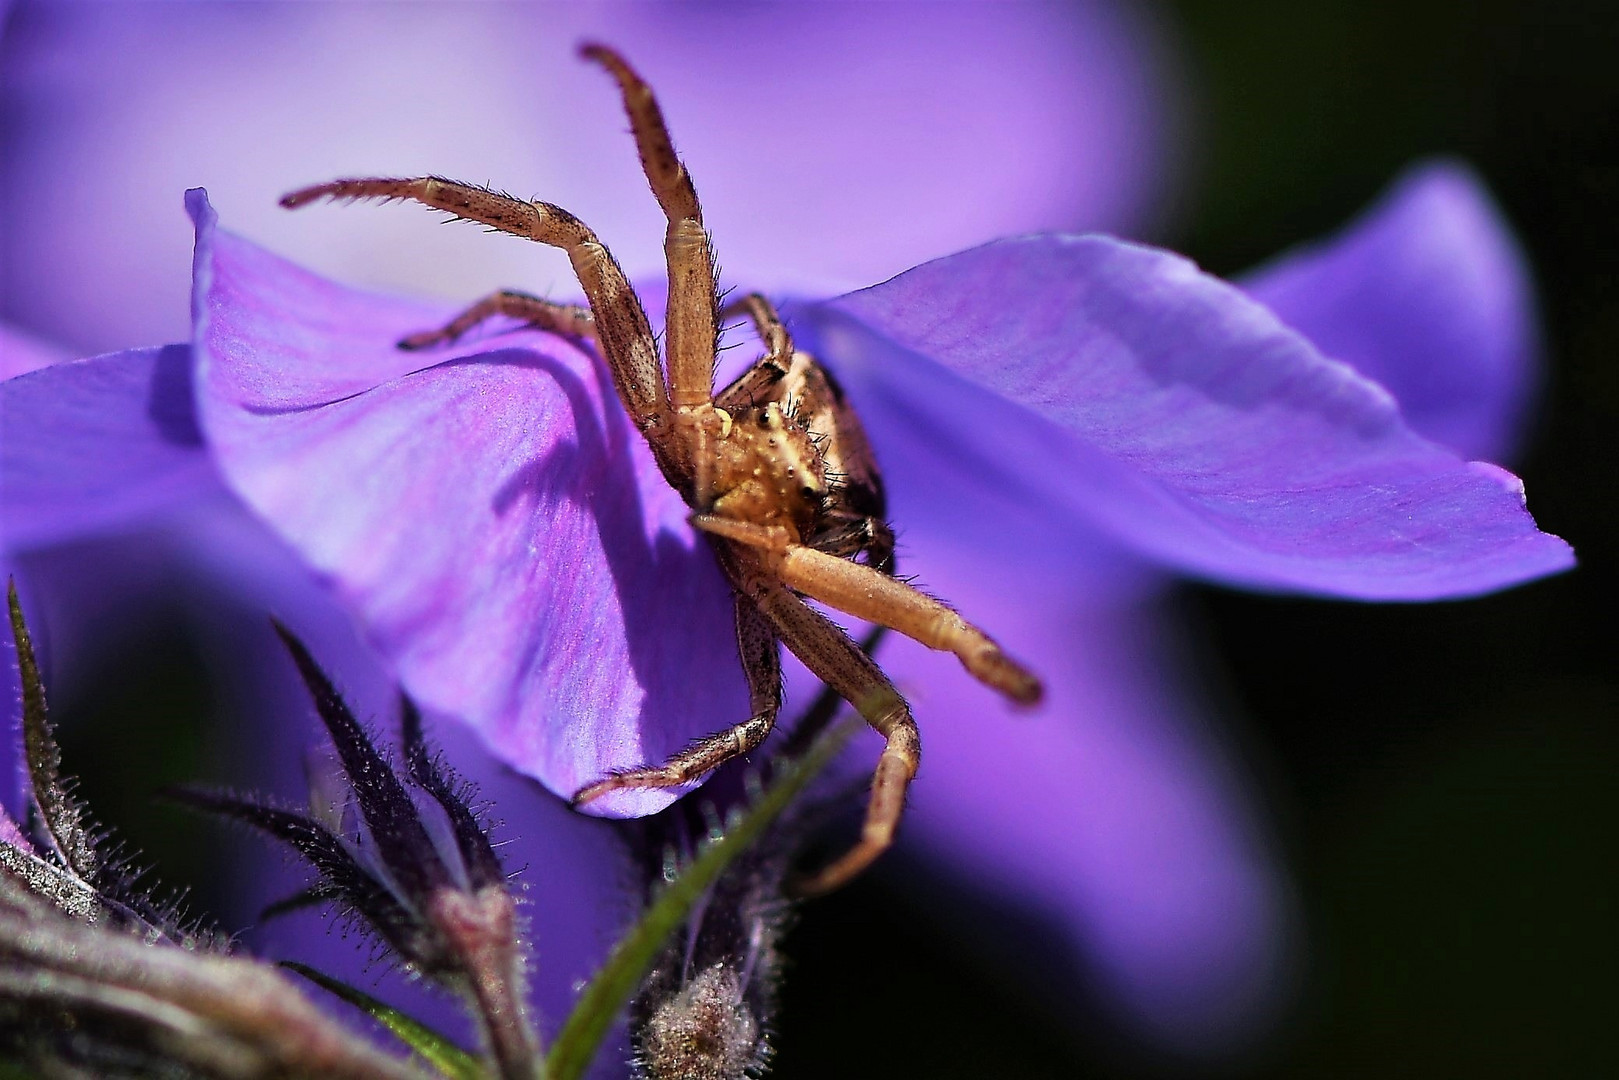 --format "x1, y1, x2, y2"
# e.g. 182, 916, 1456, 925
743, 575, 921, 896
398, 290, 595, 351
572, 595, 782, 805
